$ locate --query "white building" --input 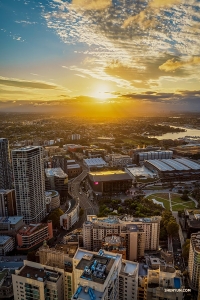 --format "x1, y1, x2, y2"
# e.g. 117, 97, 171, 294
188, 232, 200, 291
72, 248, 139, 300
12, 146, 46, 224
71, 134, 81, 140
0, 235, 14, 255
109, 154, 132, 167
60, 201, 79, 230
